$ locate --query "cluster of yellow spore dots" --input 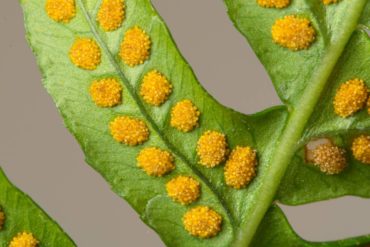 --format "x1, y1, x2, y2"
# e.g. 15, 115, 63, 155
333, 78, 368, 118
140, 70, 172, 106
272, 15, 316, 51
110, 116, 149, 146
257, 0, 290, 8
97, 0, 125, 32
137, 147, 175, 176
197, 131, 228, 168
0, 209, 4, 230
351, 135, 370, 164
45, 0, 76, 23
183, 206, 222, 239
166, 176, 200, 205
119, 26, 151, 67
90, 78, 122, 107
170, 100, 200, 132
322, 0, 339, 4
69, 38, 101, 70
224, 146, 257, 189
9, 232, 39, 247
312, 143, 347, 175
